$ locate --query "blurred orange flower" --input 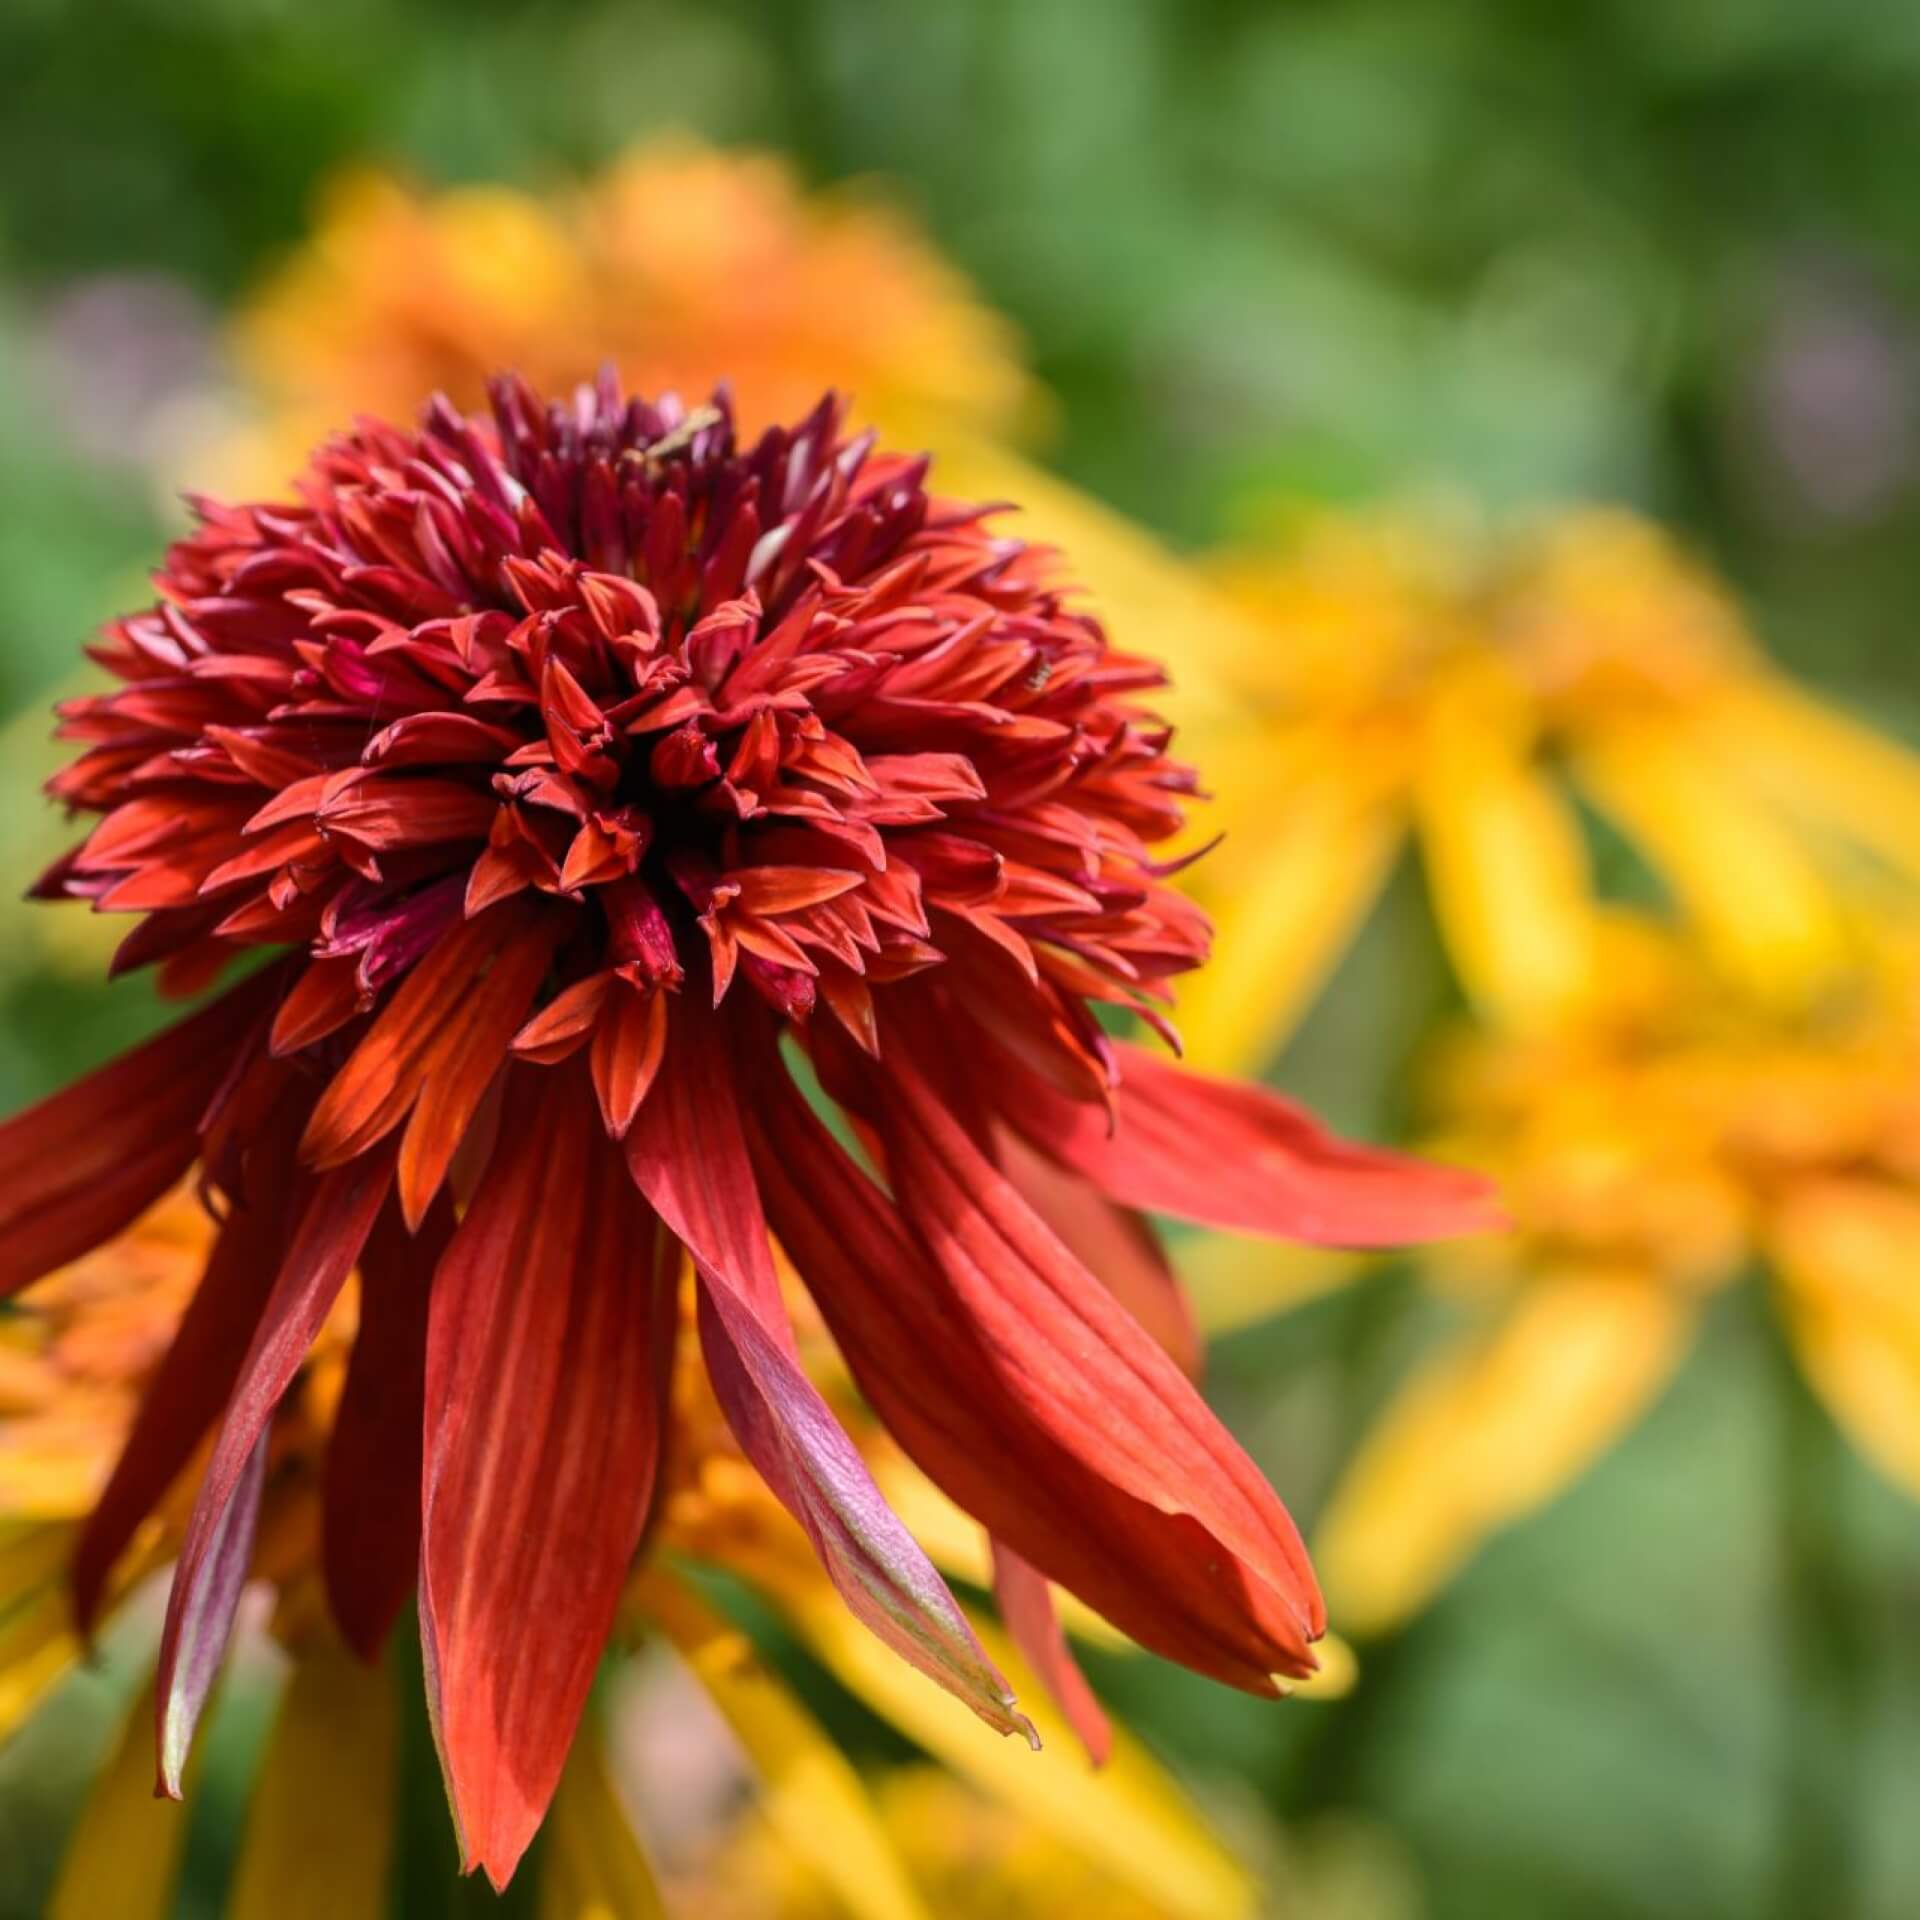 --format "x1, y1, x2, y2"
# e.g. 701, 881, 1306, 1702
214, 138, 1256, 692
